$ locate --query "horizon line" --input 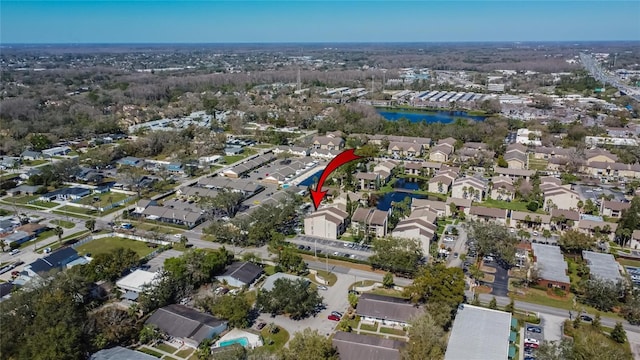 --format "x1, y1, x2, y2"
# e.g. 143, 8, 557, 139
2, 40, 639, 46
